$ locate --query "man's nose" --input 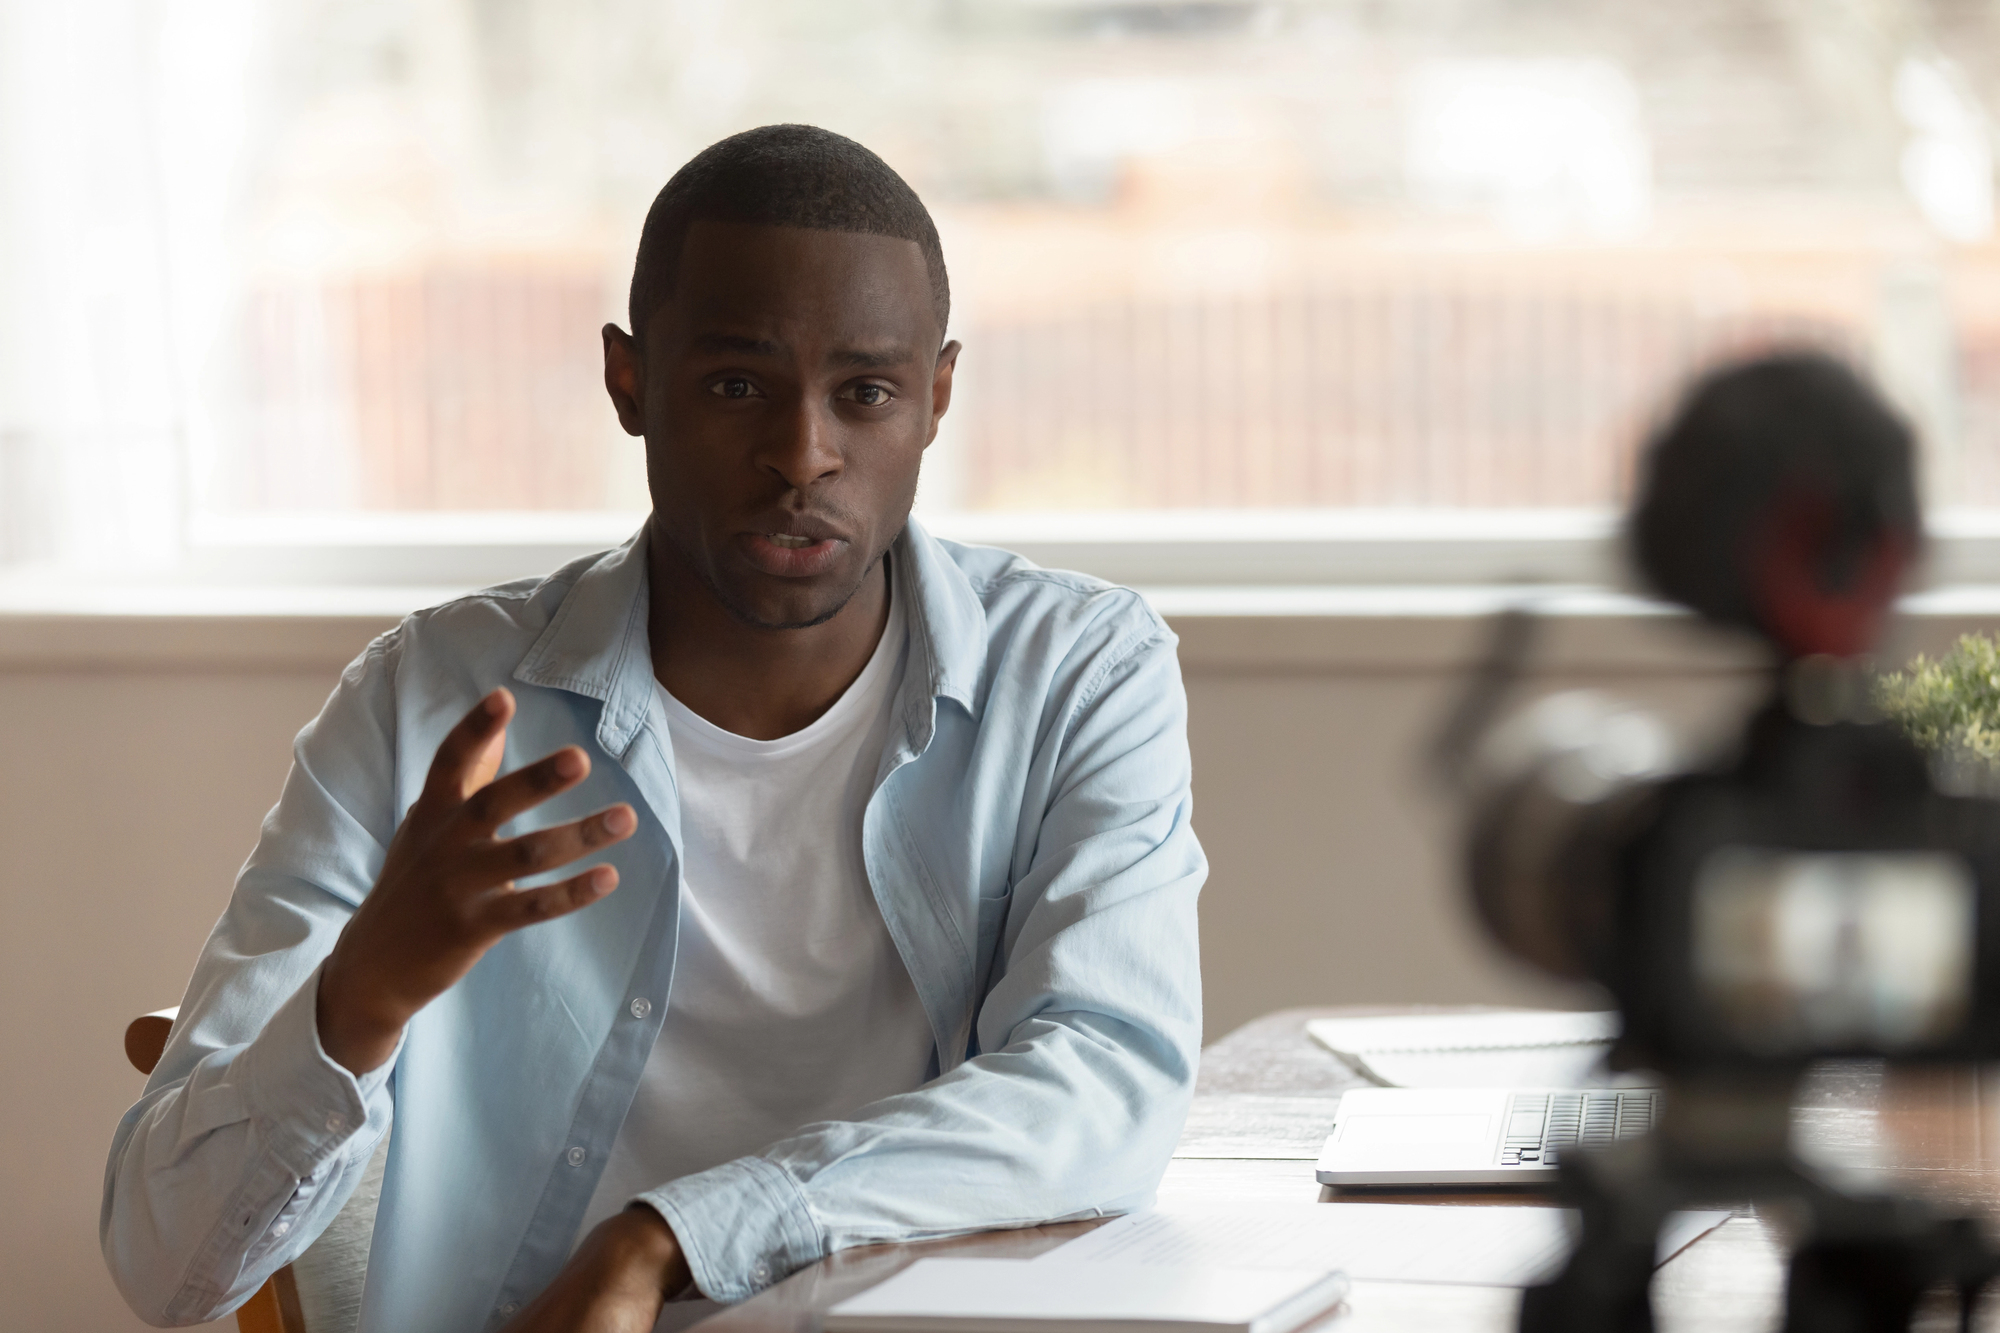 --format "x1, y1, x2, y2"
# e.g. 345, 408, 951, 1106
760, 395, 844, 492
